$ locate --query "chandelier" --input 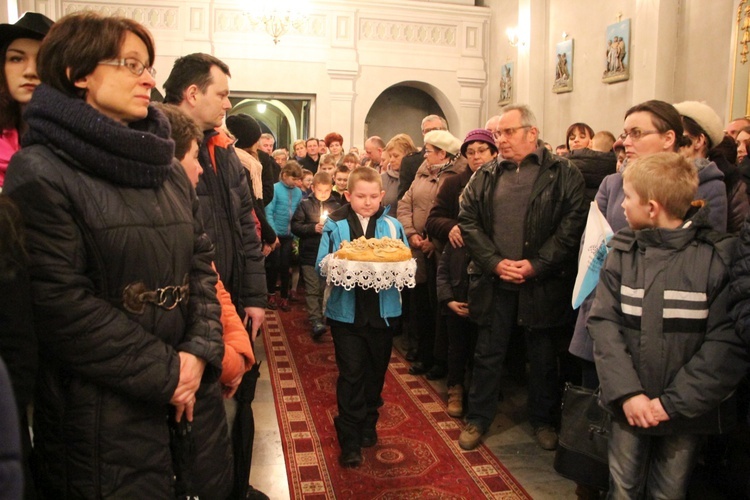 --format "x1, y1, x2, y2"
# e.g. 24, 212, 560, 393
249, 1, 310, 45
